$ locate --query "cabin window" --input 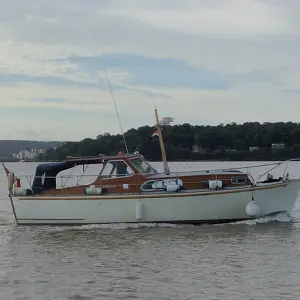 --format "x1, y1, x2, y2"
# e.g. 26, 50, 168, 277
56, 164, 101, 188
141, 180, 156, 191
130, 158, 155, 174
231, 177, 247, 184
101, 160, 133, 178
